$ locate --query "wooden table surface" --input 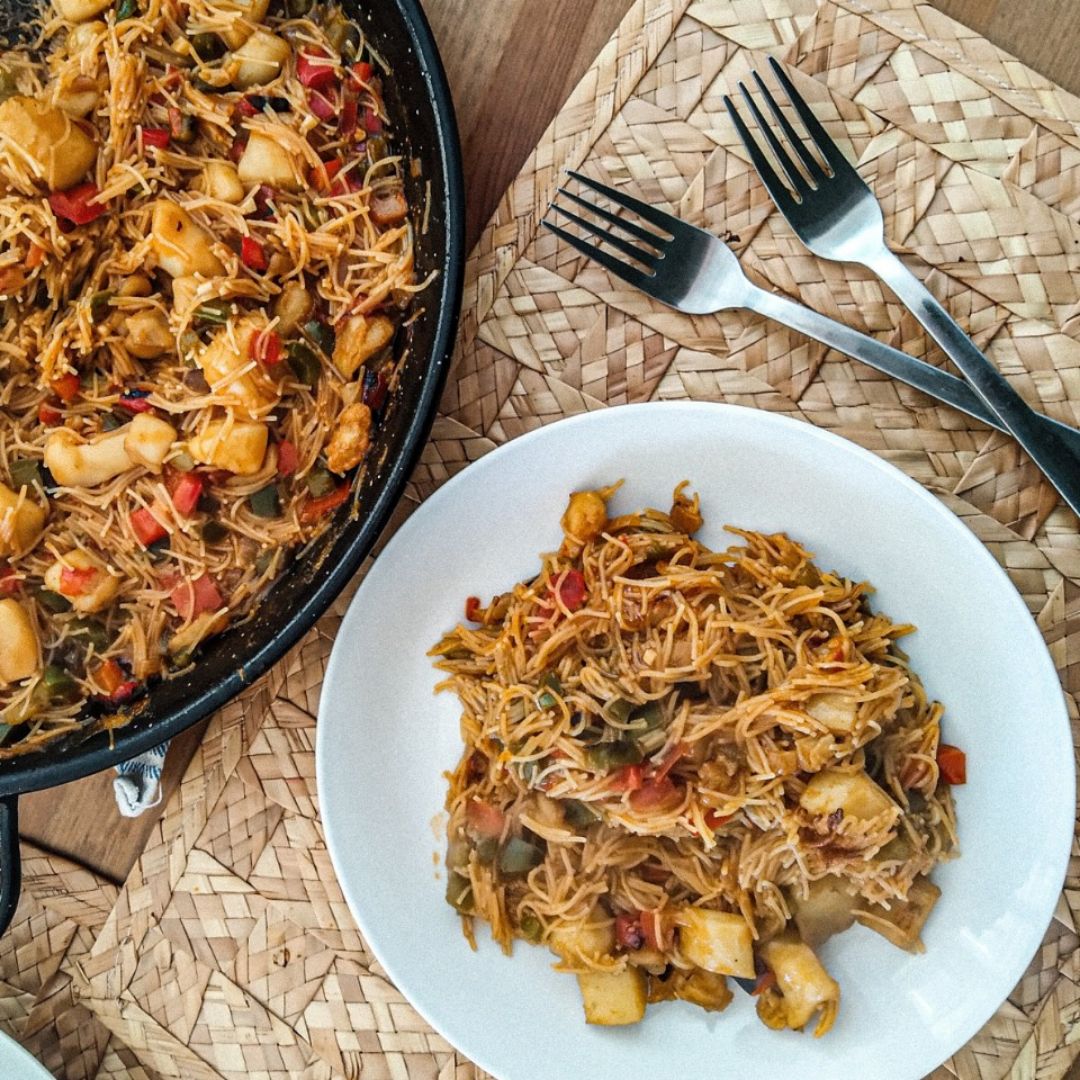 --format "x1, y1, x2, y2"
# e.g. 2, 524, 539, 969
20, 0, 1080, 883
